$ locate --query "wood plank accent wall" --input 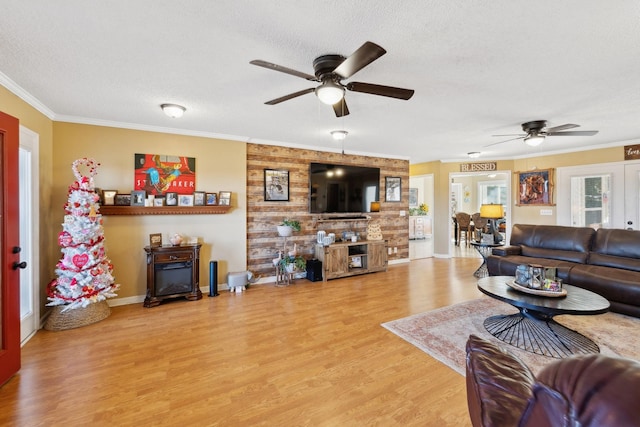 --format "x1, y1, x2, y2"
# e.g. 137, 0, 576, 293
247, 143, 409, 278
